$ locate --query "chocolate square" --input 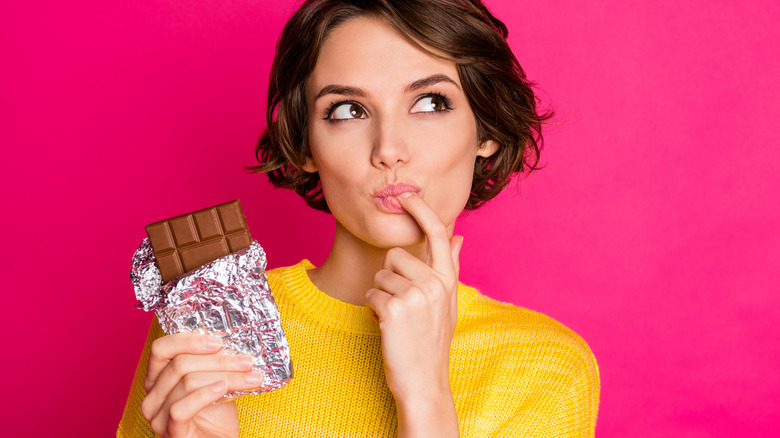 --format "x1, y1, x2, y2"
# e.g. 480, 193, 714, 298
145, 200, 252, 282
